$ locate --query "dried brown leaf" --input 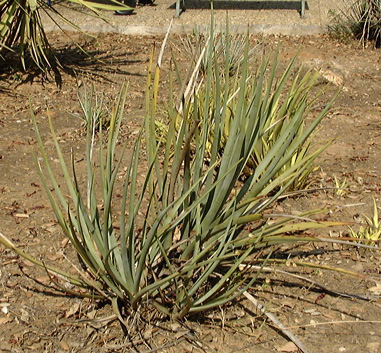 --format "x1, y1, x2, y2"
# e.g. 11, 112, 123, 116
22, 260, 34, 267
0, 317, 12, 324
61, 238, 70, 248
36, 276, 51, 283
46, 253, 63, 261
277, 341, 299, 352
59, 340, 70, 351
65, 303, 81, 318
14, 213, 29, 218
